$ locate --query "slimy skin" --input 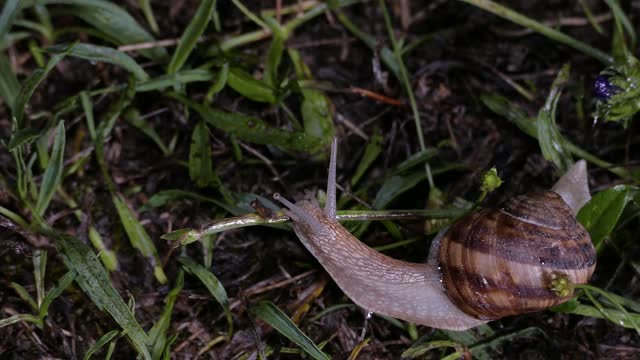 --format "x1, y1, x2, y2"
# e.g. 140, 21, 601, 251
273, 138, 591, 330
